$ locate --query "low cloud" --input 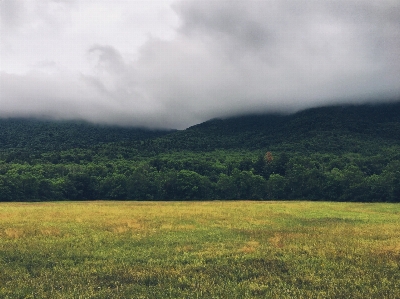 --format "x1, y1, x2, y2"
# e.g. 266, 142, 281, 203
1, 0, 399, 129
